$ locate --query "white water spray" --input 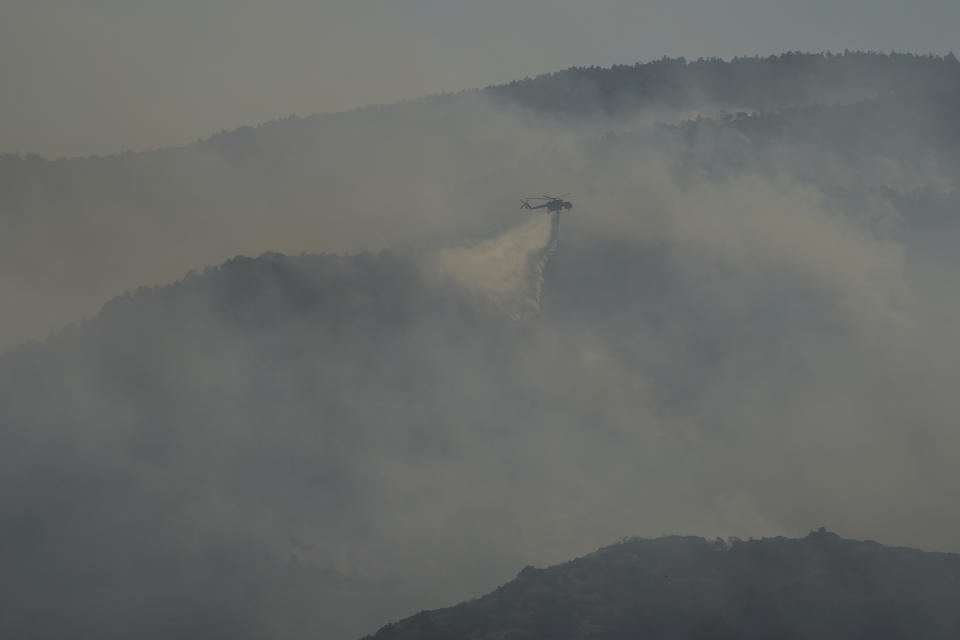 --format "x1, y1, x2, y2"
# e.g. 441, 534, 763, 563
439, 212, 561, 319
